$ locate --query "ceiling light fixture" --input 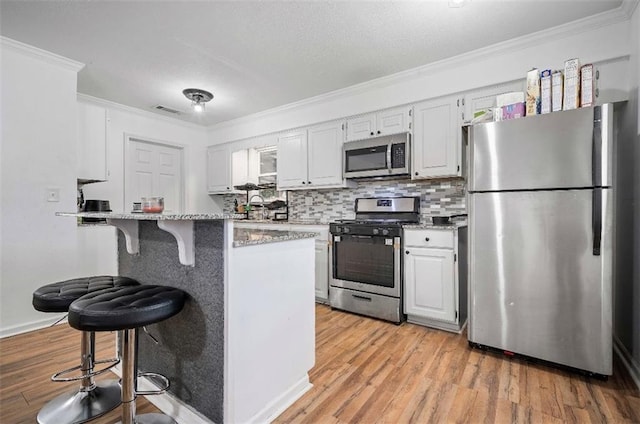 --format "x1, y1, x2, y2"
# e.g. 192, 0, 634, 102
182, 88, 213, 113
